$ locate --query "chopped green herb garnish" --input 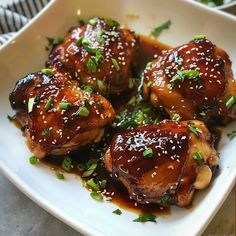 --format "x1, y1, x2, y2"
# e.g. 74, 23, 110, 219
172, 113, 181, 121
227, 130, 236, 140
199, 111, 206, 117
28, 97, 36, 113
87, 178, 100, 191
90, 192, 103, 201
89, 18, 97, 25
188, 122, 201, 136
55, 171, 64, 180
119, 165, 129, 174
151, 20, 171, 38
160, 195, 172, 205
96, 29, 105, 44
44, 97, 53, 111
94, 50, 104, 65
41, 68, 53, 76
7, 114, 16, 121
29, 155, 37, 165
113, 209, 122, 215
87, 58, 97, 73
99, 180, 107, 189
193, 151, 204, 165
104, 18, 120, 28
147, 81, 153, 87
146, 61, 152, 68
76, 37, 83, 46
82, 160, 98, 177
41, 128, 50, 136
82, 85, 94, 93
76, 106, 90, 117
97, 79, 104, 91
226, 95, 236, 109
62, 156, 72, 172
143, 147, 153, 158
111, 58, 120, 71
133, 213, 157, 223
170, 69, 200, 86
59, 102, 72, 110
194, 35, 206, 40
